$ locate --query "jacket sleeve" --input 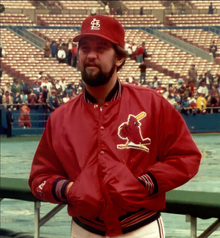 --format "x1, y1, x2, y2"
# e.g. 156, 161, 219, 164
28, 116, 70, 203
146, 97, 201, 195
